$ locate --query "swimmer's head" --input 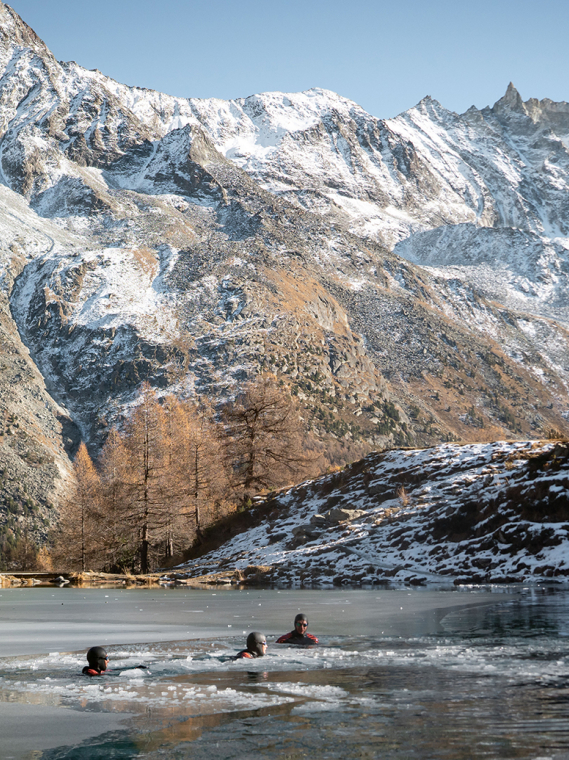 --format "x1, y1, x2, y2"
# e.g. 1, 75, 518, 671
86, 646, 108, 672
246, 632, 267, 657
294, 613, 308, 633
